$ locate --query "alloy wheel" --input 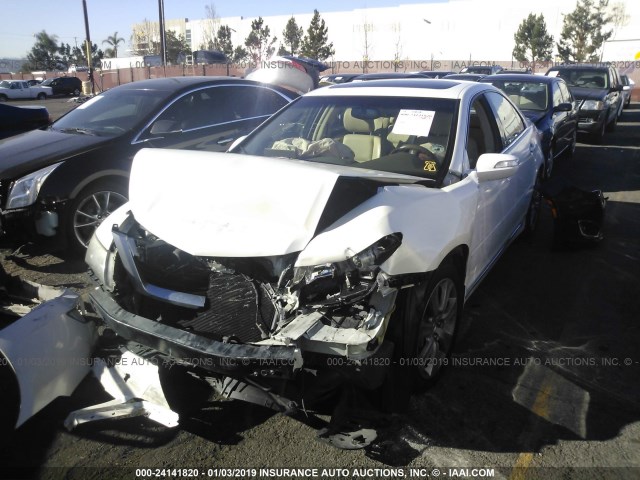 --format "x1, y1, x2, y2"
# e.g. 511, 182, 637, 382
73, 190, 127, 248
